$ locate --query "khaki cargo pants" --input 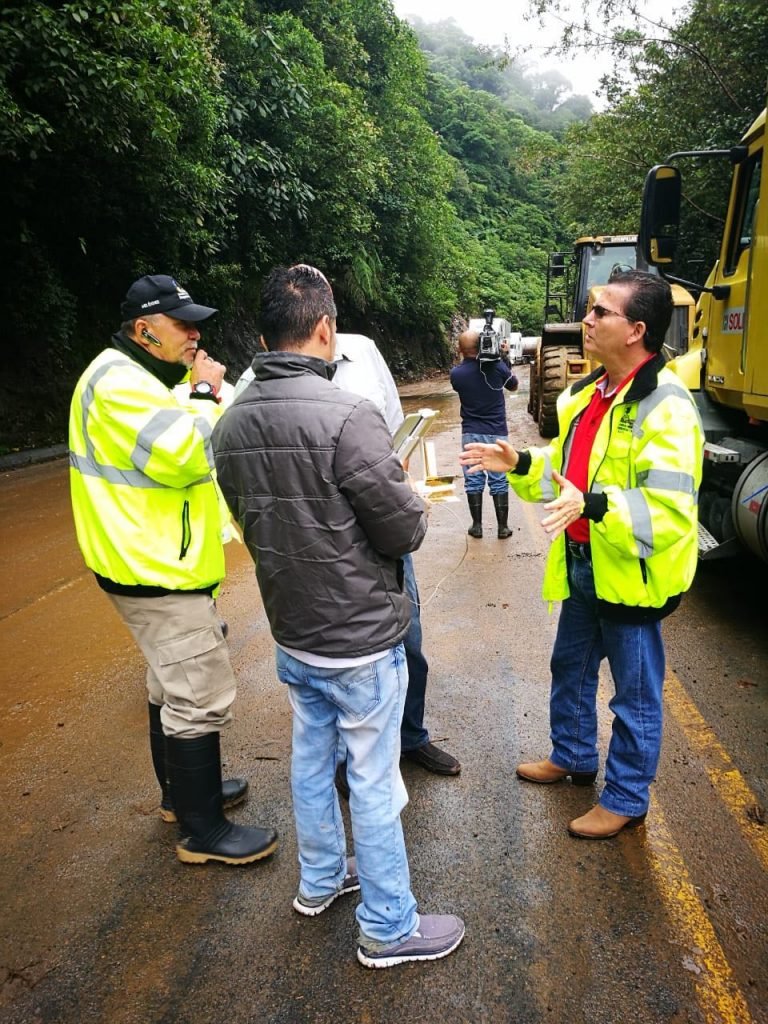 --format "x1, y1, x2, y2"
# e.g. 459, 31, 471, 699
108, 591, 236, 738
